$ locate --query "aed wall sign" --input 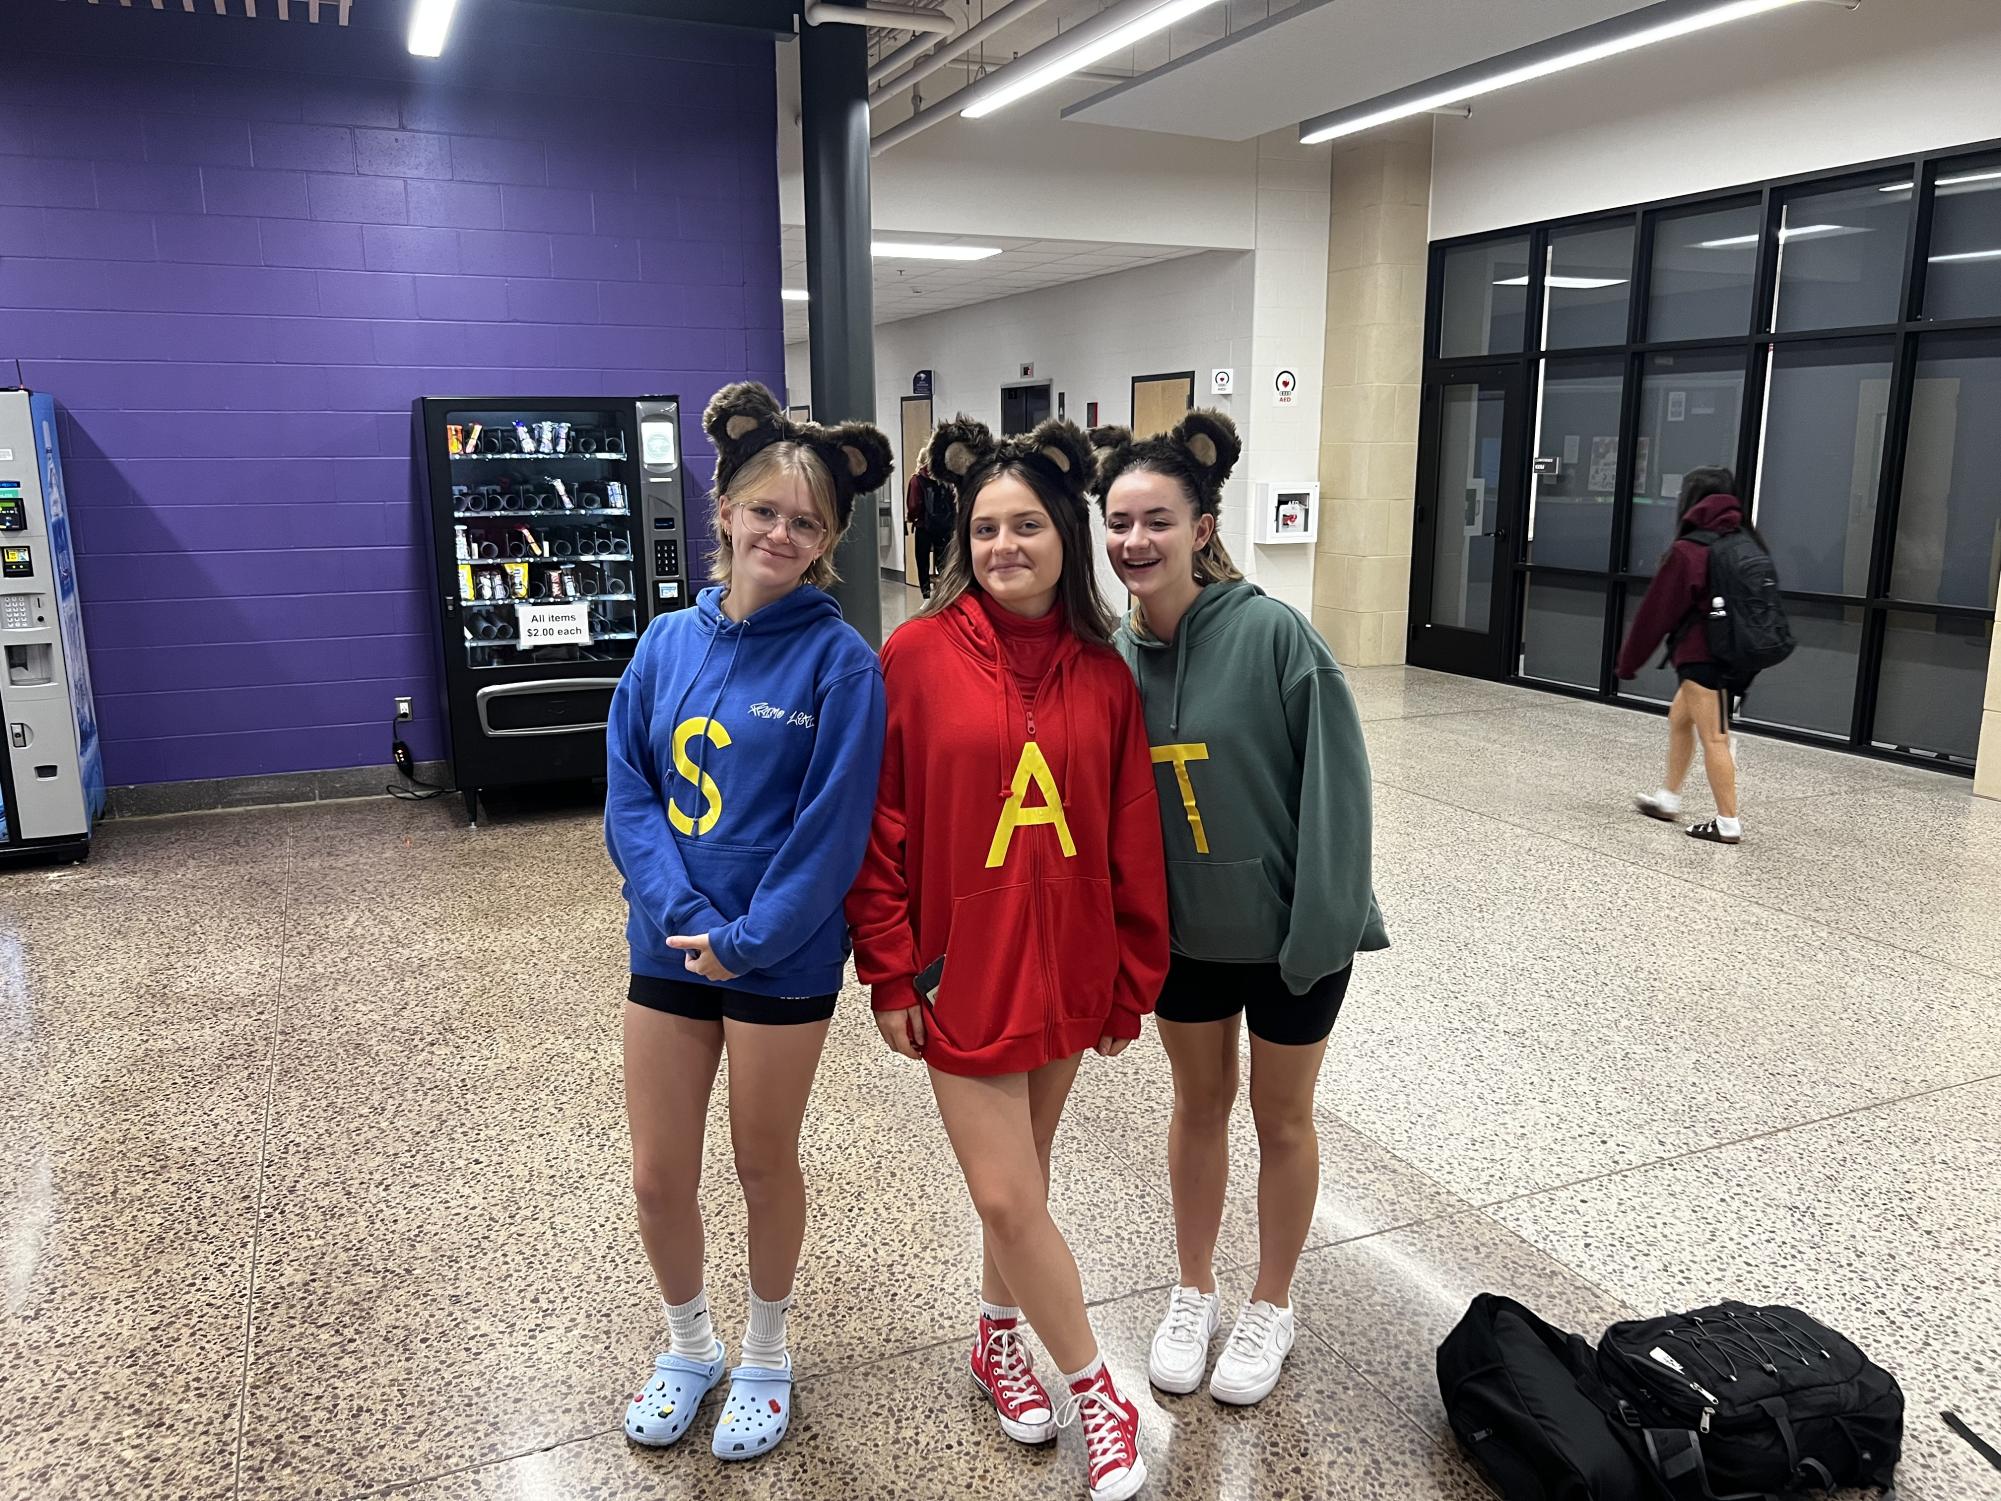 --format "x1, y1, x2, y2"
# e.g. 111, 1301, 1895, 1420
1274, 370, 1299, 406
